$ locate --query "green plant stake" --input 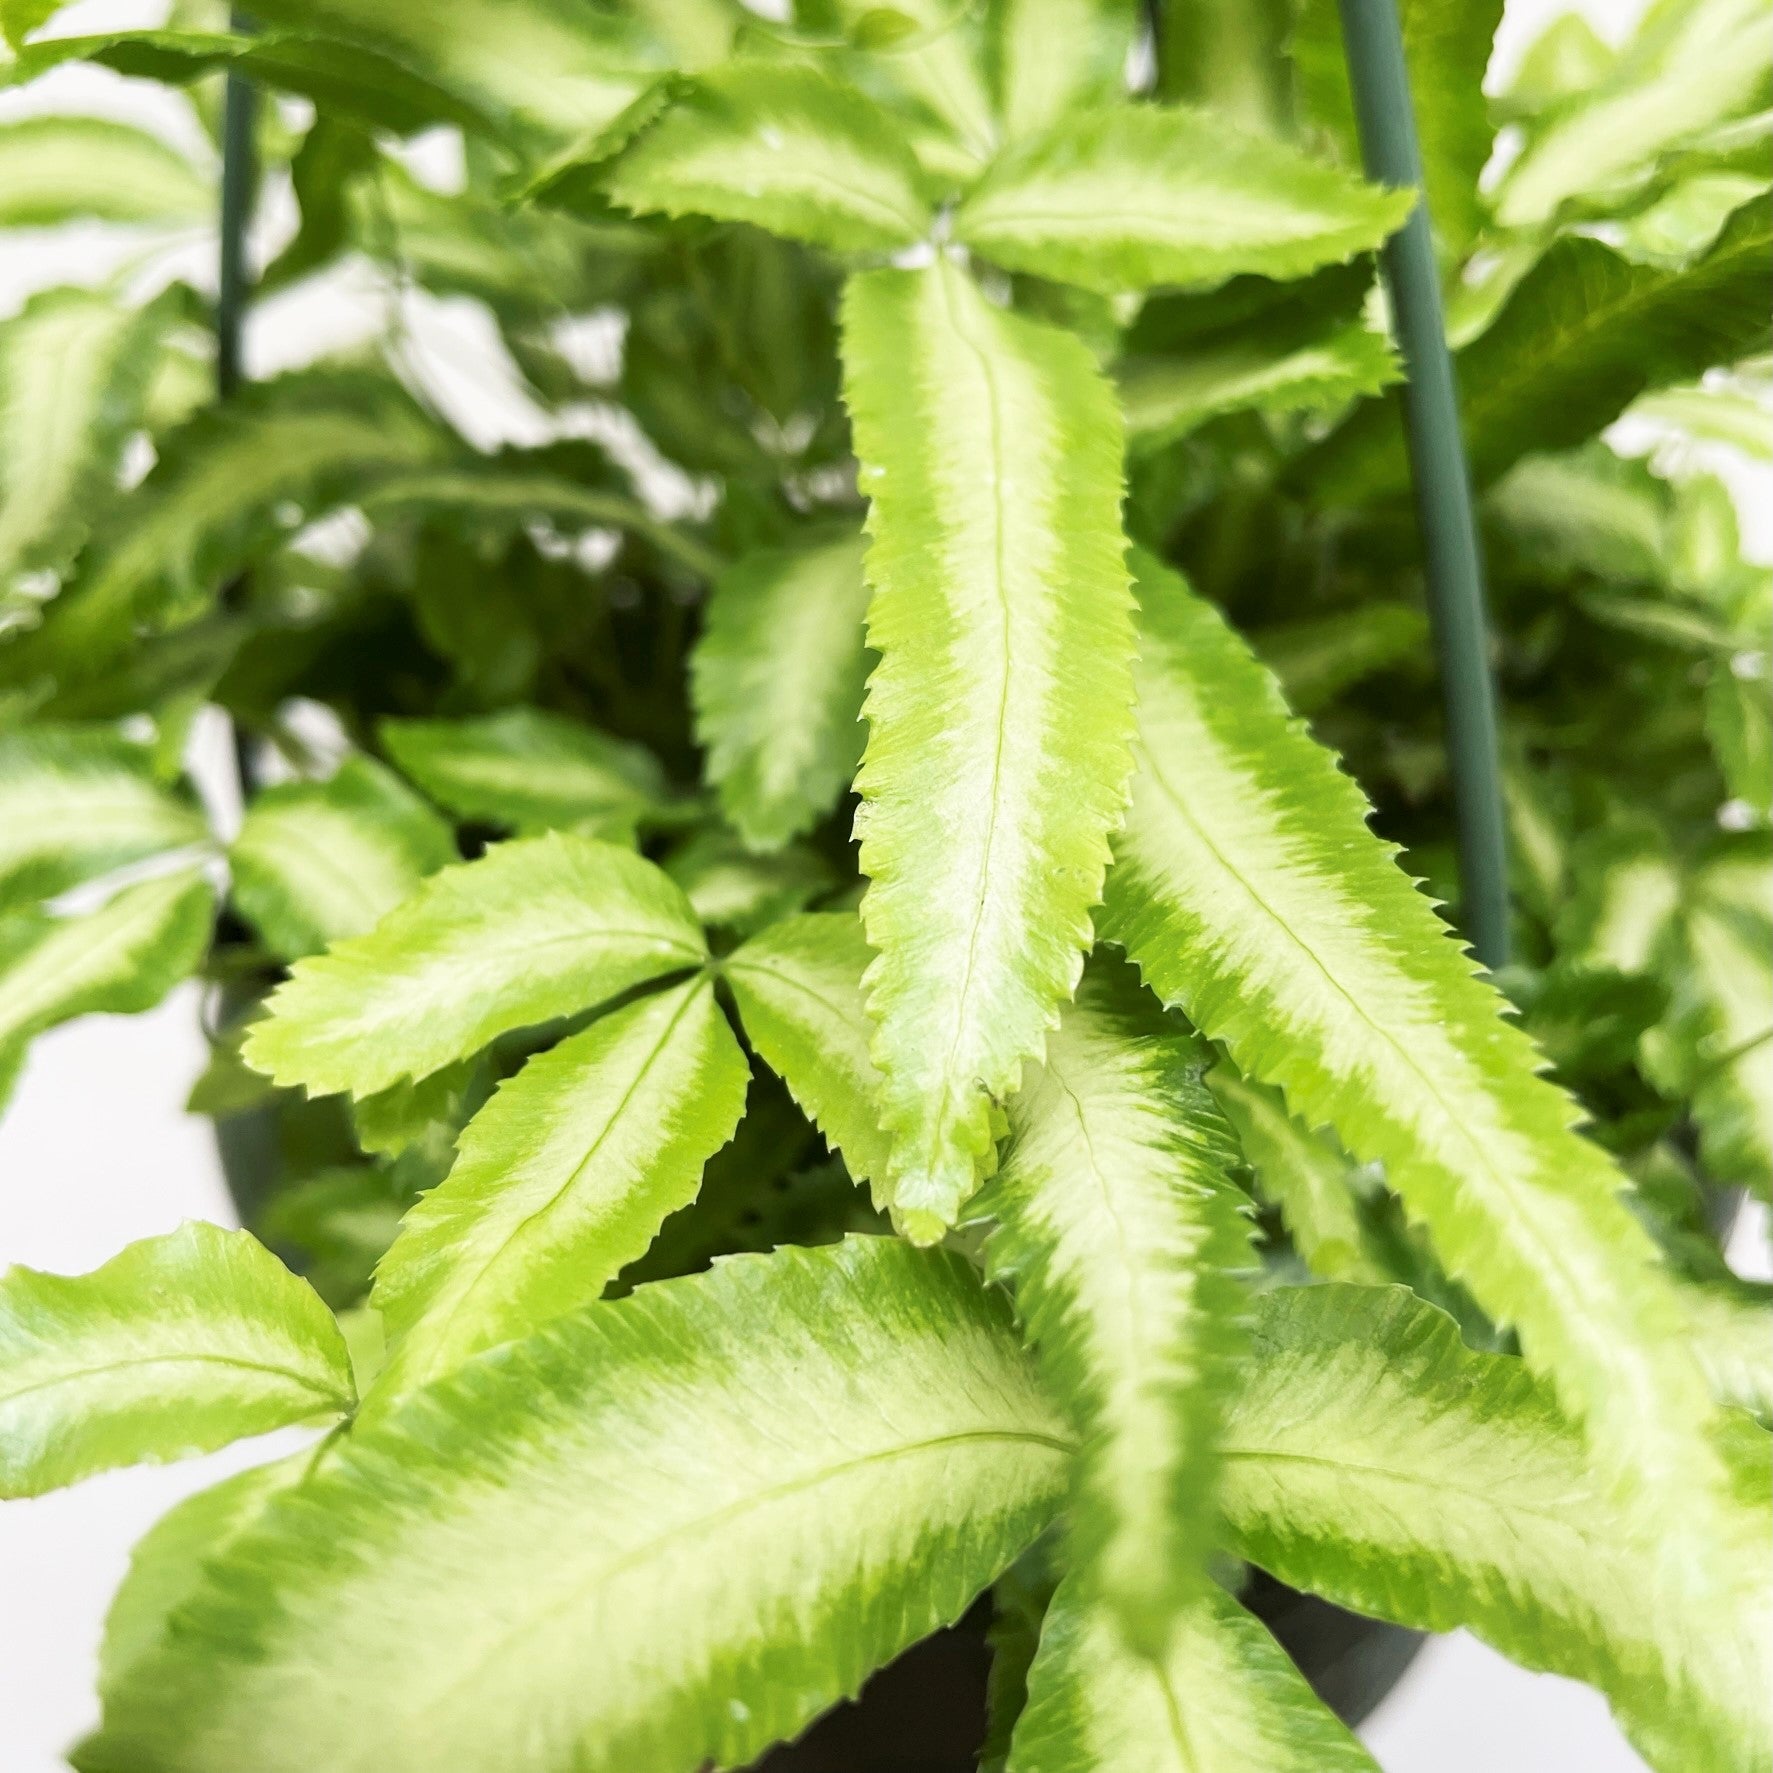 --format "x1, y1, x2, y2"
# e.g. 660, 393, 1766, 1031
216, 31, 256, 402
1335, 0, 1511, 969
